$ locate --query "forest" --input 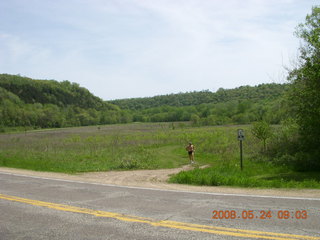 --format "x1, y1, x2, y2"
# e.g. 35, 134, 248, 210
0, 73, 288, 130
112, 84, 289, 125
0, 74, 126, 128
